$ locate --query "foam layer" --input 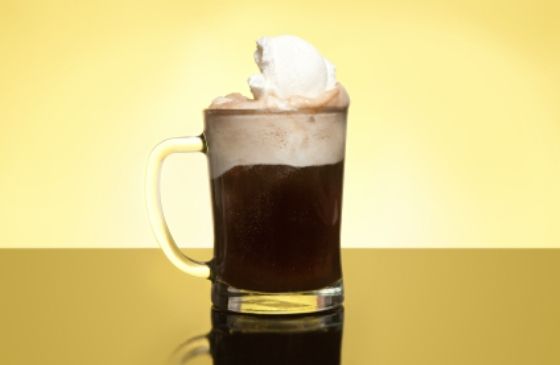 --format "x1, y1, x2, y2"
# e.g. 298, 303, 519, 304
209, 83, 349, 111
205, 111, 347, 178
